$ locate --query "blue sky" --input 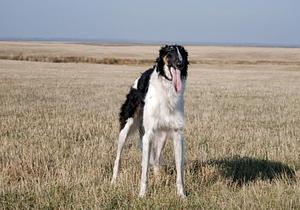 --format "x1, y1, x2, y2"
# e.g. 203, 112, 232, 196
1, 0, 300, 46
